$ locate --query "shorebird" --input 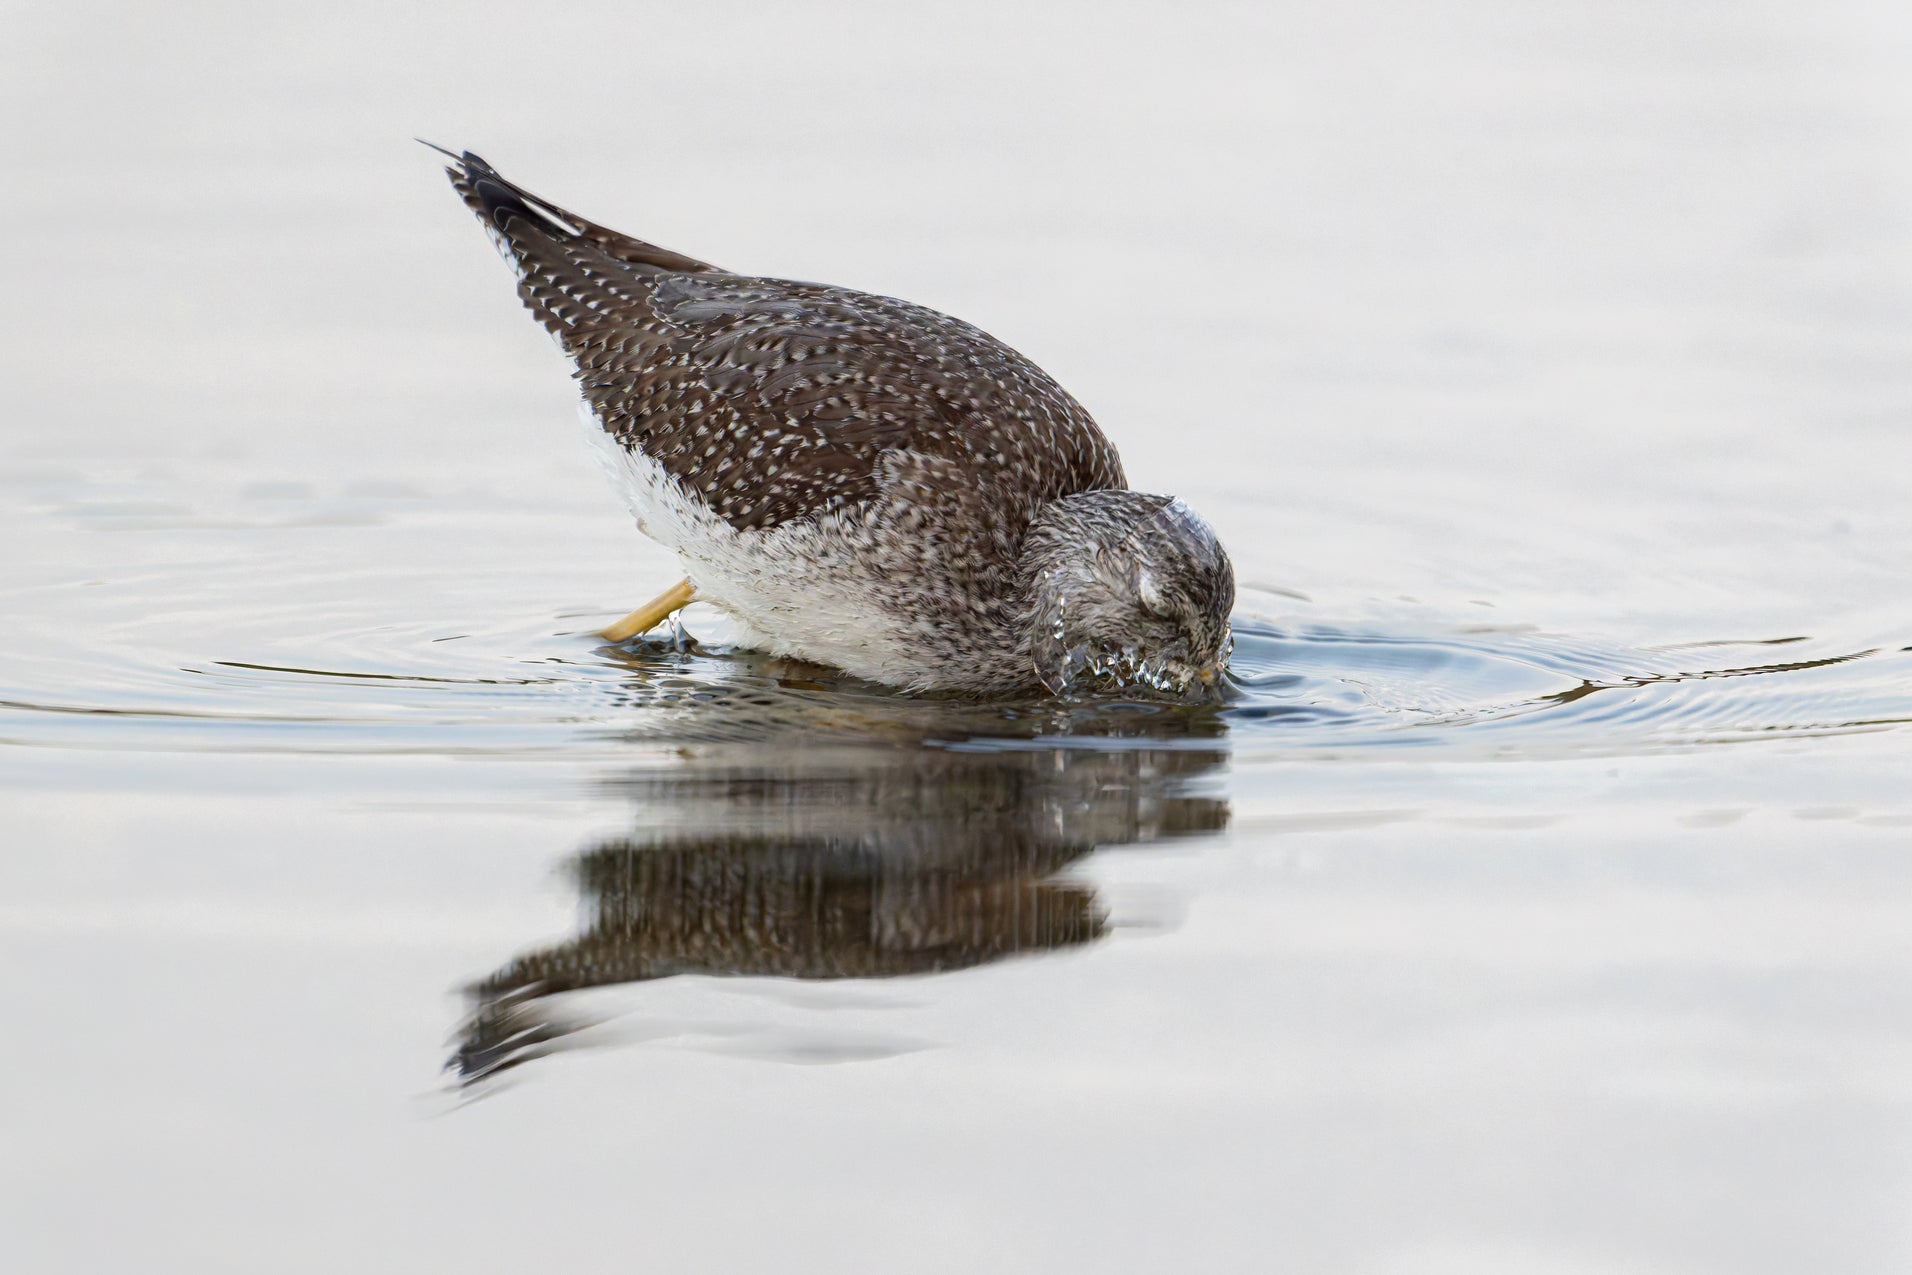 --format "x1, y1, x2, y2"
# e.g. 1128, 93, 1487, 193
431, 146, 1234, 695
